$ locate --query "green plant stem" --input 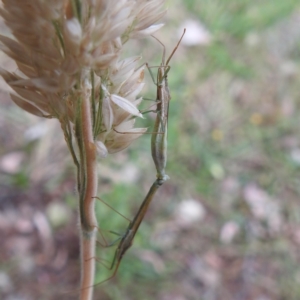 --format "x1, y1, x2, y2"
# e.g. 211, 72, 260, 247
76, 82, 98, 300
